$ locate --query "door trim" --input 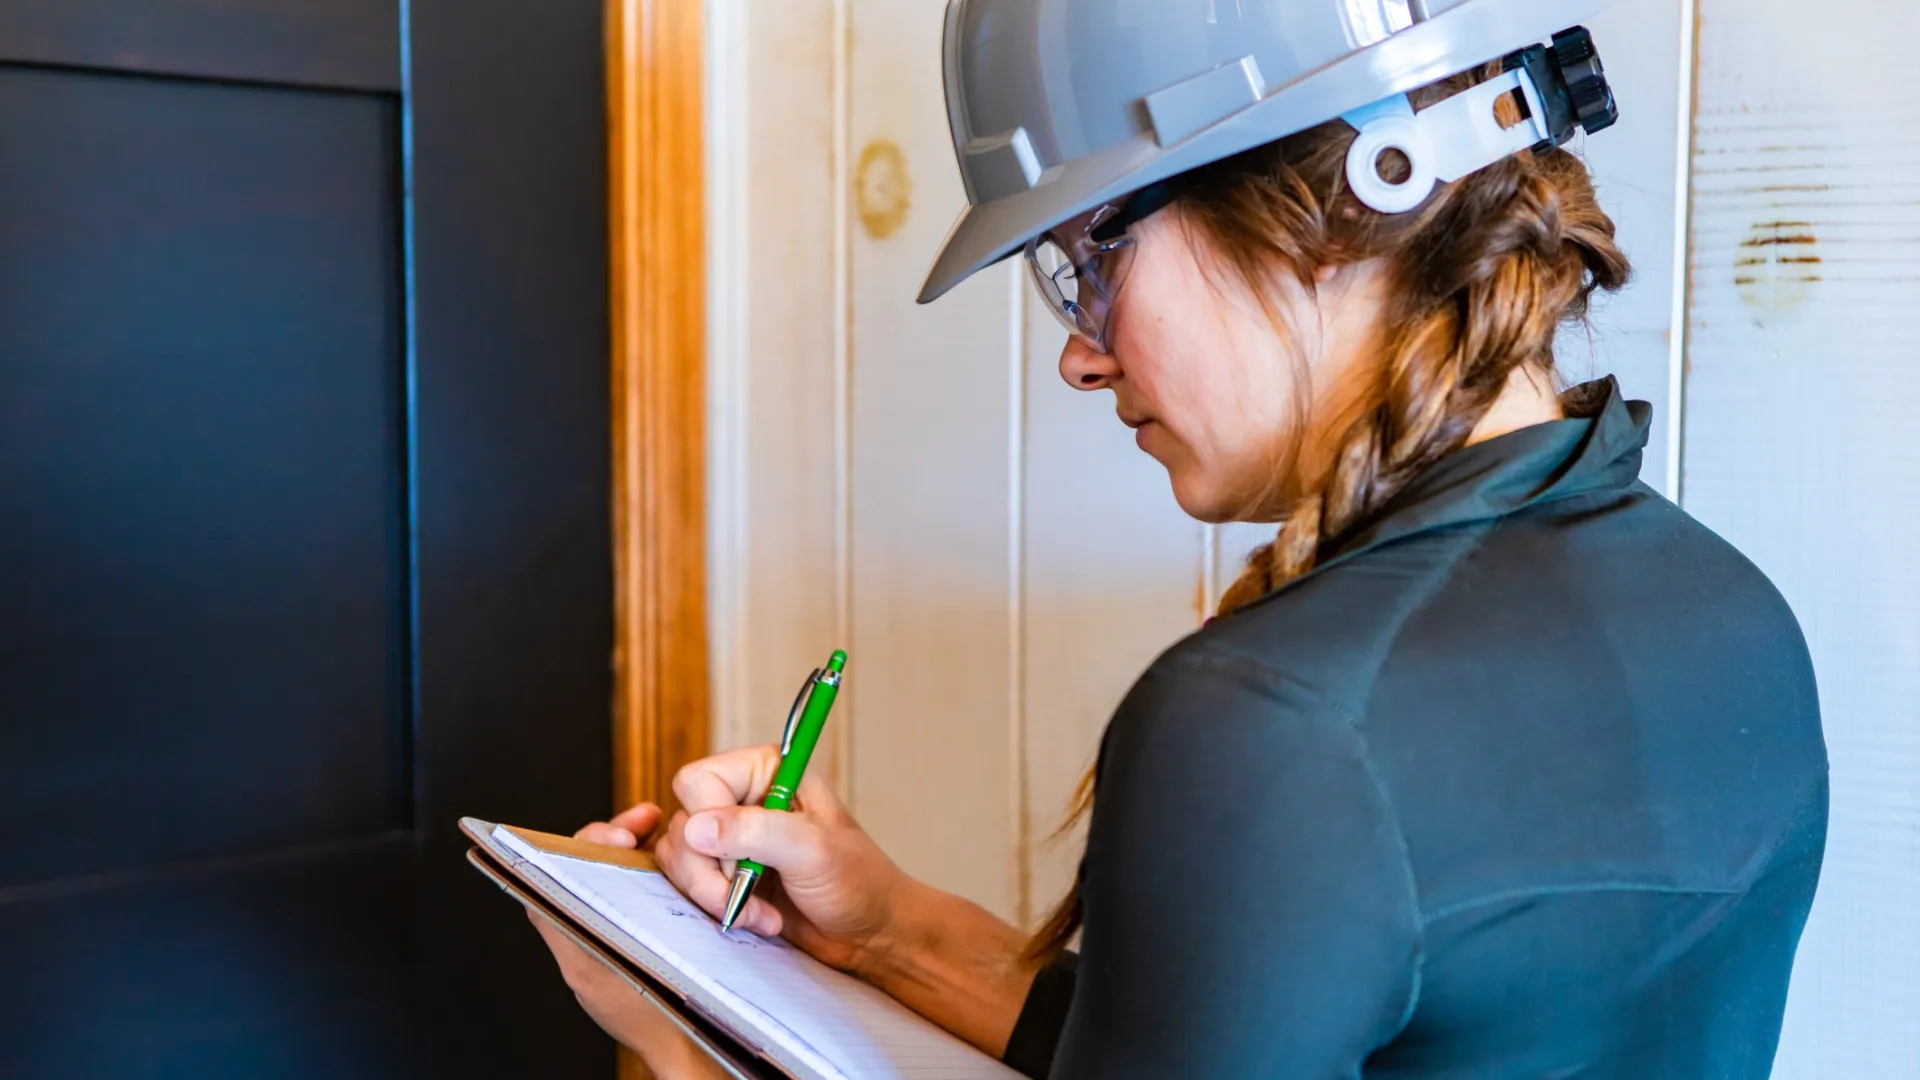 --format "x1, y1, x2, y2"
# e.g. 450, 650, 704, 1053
607, 0, 708, 821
